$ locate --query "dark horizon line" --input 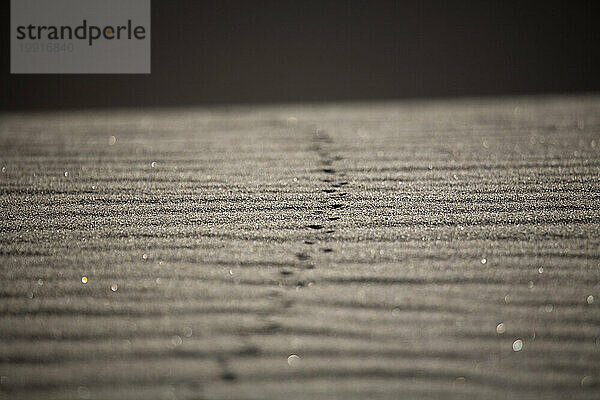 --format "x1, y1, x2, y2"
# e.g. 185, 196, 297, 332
3, 89, 600, 113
